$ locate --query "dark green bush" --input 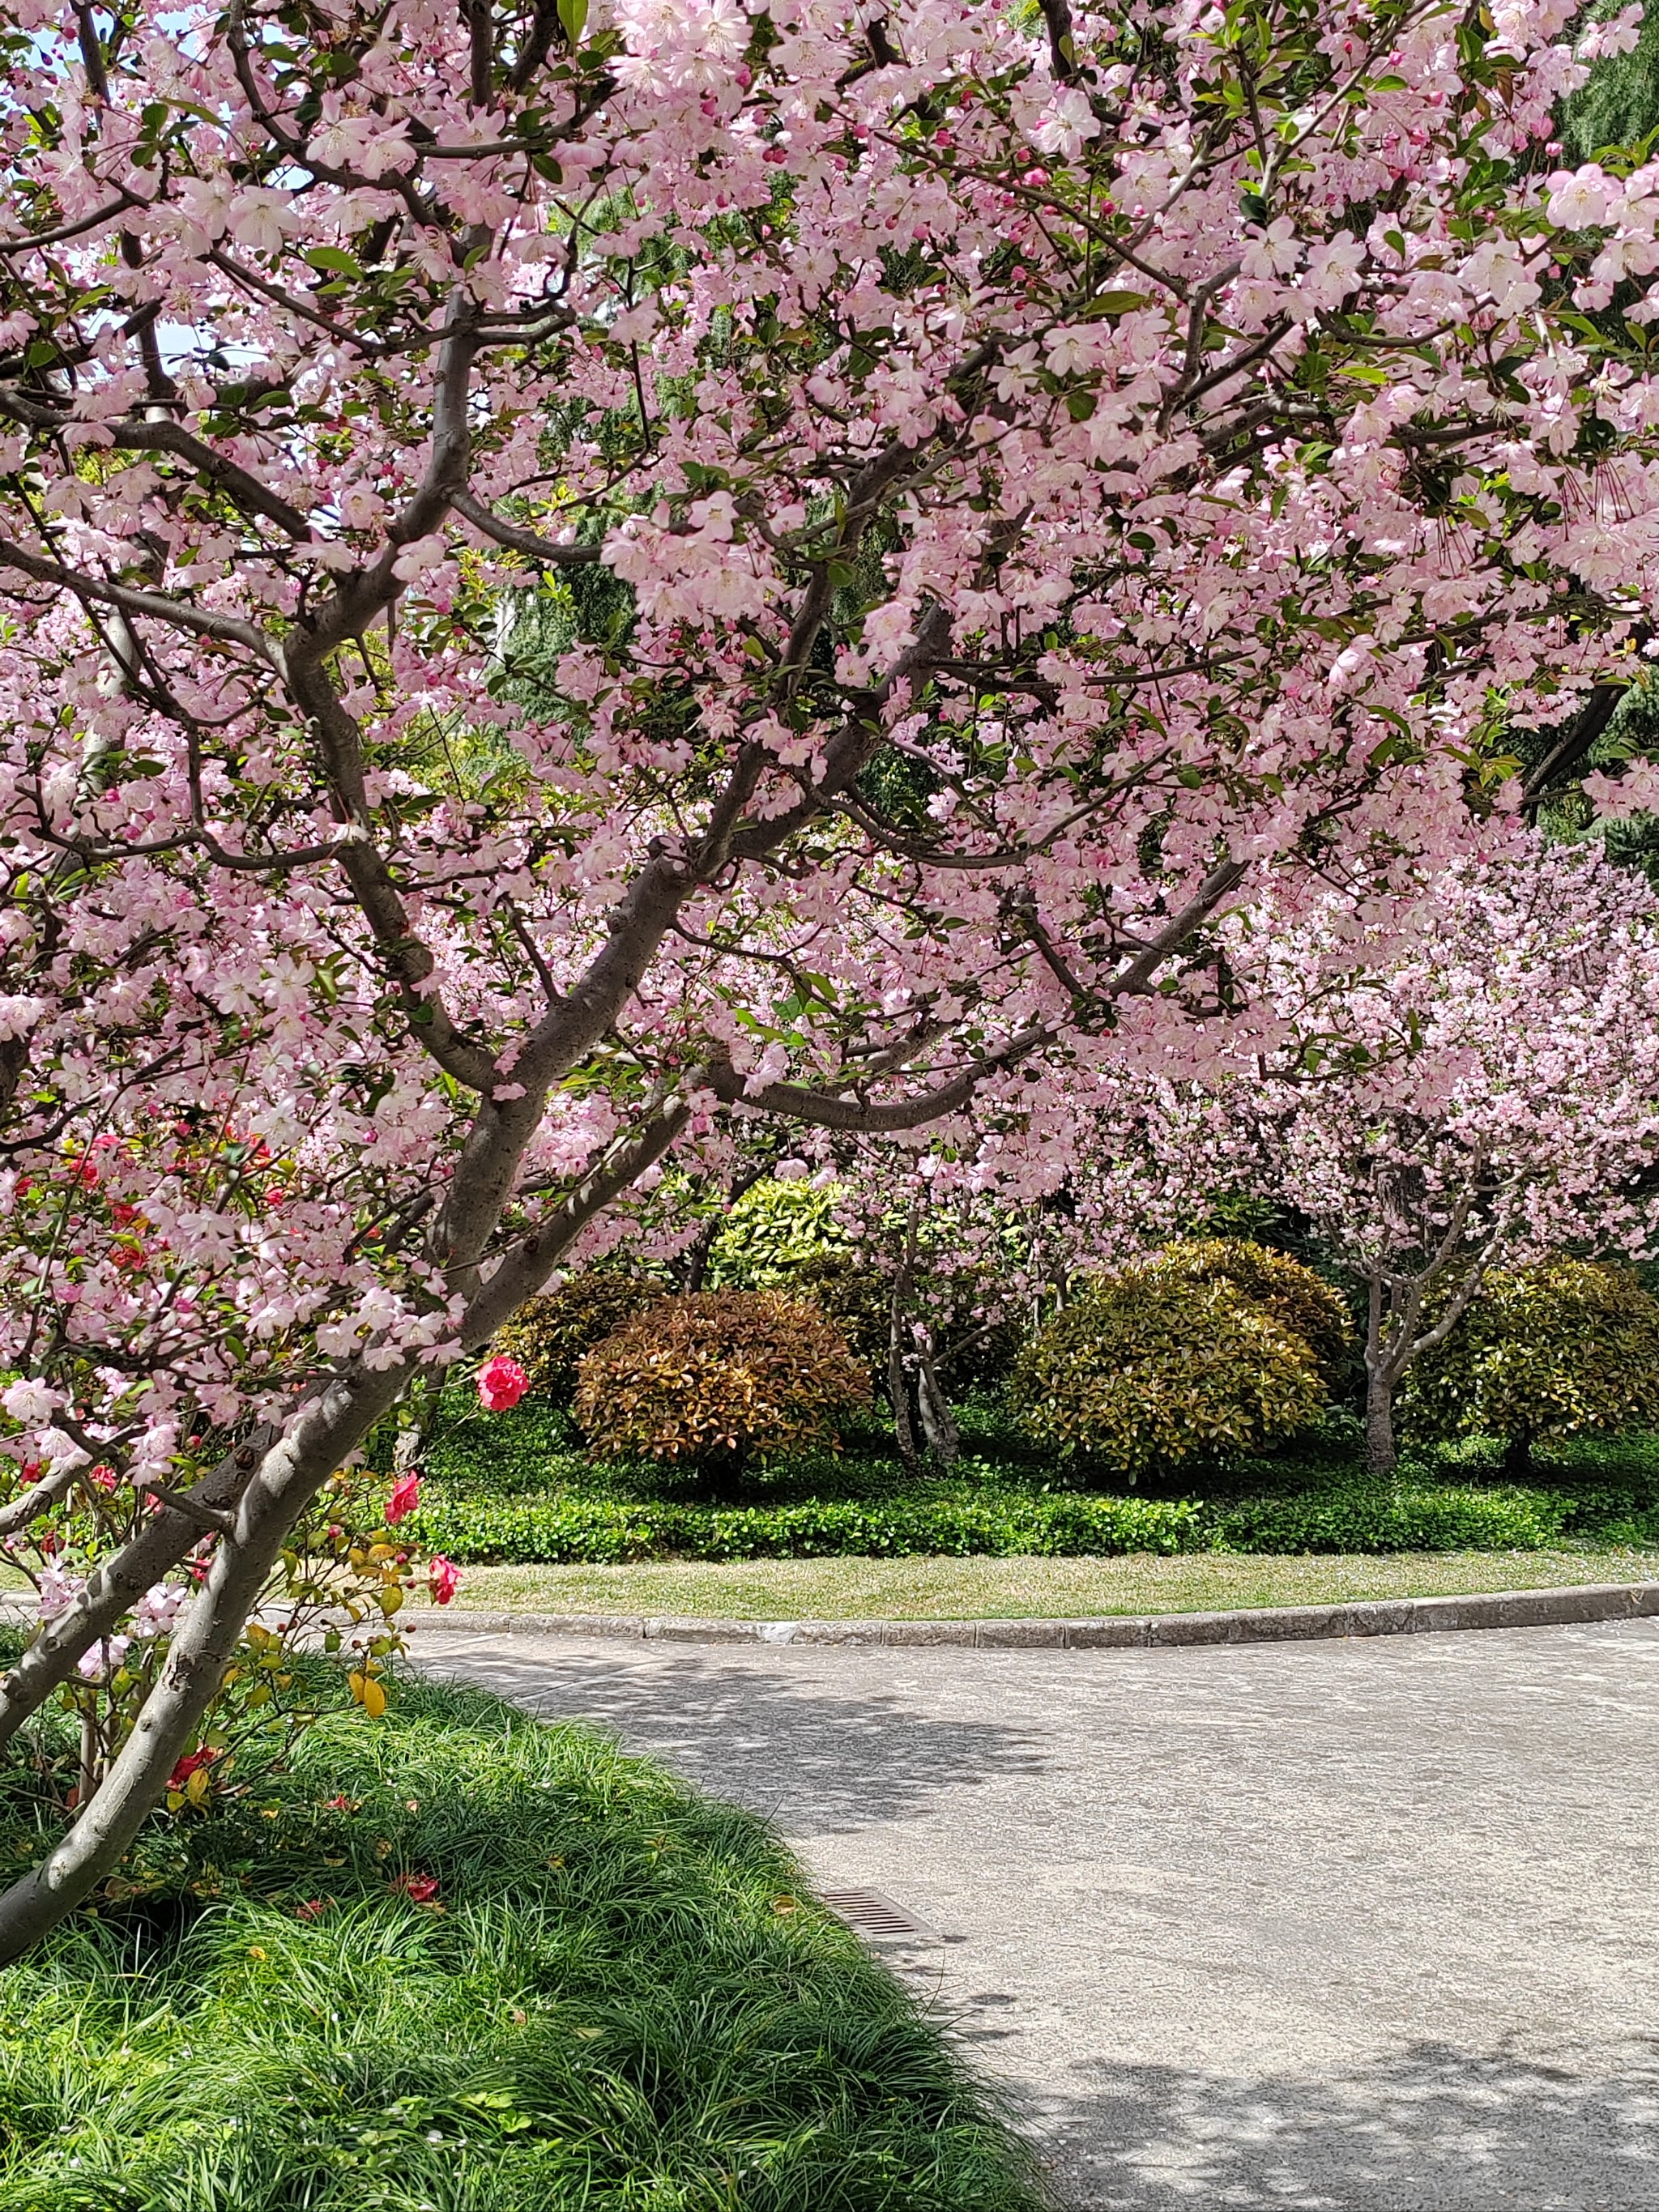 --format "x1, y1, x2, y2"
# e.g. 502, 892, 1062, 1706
574, 1291, 872, 1475
492, 1264, 664, 1401
790, 1253, 893, 1370
1147, 1237, 1354, 1381
1010, 1272, 1324, 1477
1405, 1261, 1659, 1451
1213, 1481, 1575, 1555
